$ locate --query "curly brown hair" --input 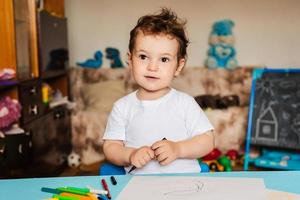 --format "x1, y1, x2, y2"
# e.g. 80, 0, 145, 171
129, 8, 189, 60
